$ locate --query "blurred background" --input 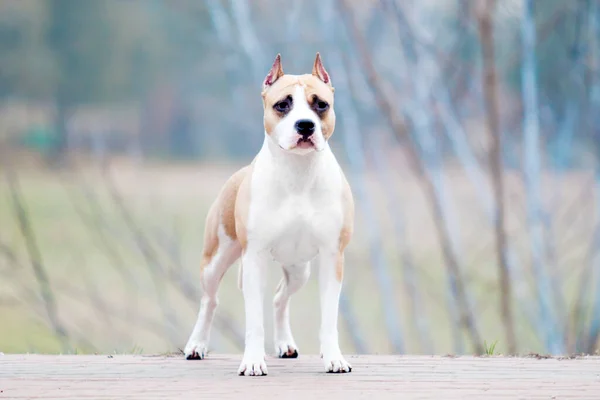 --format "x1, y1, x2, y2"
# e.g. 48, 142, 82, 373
1, 0, 599, 357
